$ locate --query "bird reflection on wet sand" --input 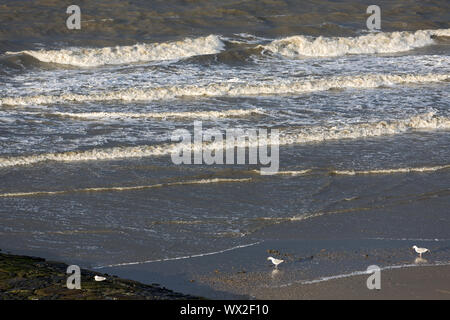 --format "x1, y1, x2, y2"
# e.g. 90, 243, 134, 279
414, 257, 428, 264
